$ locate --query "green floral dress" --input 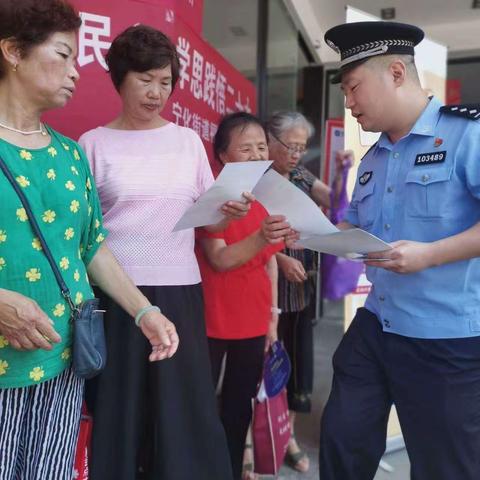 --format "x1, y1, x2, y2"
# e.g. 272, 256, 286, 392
0, 126, 107, 388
